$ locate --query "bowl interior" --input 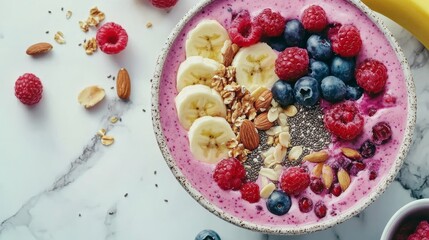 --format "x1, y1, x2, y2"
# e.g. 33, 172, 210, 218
151, 0, 416, 235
